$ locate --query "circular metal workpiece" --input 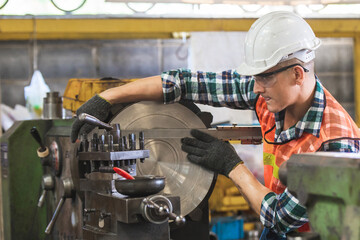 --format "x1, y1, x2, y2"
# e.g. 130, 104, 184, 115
111, 101, 215, 216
